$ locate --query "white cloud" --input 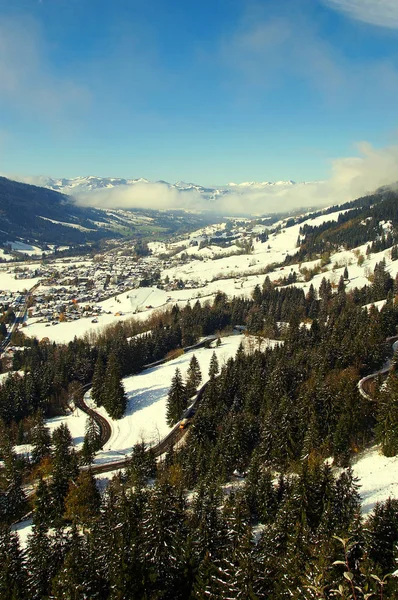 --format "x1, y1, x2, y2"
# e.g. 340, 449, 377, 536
322, 0, 398, 29
70, 143, 398, 215
219, 9, 398, 105
76, 182, 204, 212
0, 17, 89, 121
220, 15, 343, 97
